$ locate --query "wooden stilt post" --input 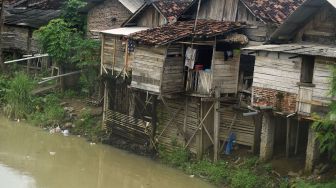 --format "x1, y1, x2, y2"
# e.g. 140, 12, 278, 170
102, 83, 108, 128
27, 29, 32, 74
150, 95, 157, 150
286, 117, 291, 158
295, 120, 300, 155
214, 88, 220, 162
